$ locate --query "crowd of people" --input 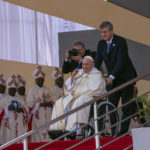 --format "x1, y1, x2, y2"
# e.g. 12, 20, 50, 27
61, 21, 139, 136
0, 21, 143, 144
0, 66, 65, 143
